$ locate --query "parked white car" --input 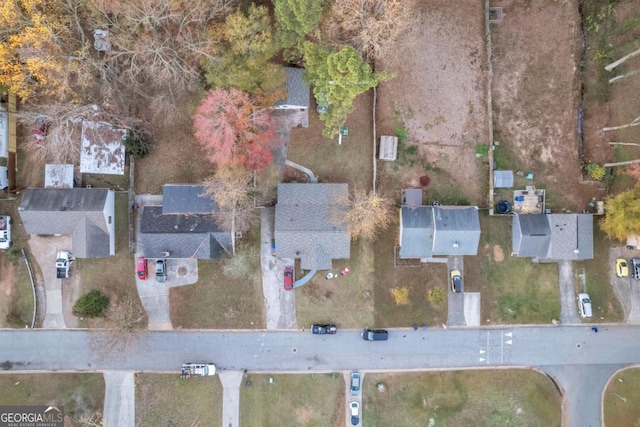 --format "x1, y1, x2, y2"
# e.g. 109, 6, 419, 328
577, 293, 592, 318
